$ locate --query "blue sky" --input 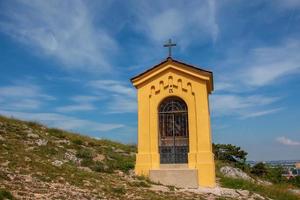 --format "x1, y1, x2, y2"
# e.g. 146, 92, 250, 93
0, 0, 300, 161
